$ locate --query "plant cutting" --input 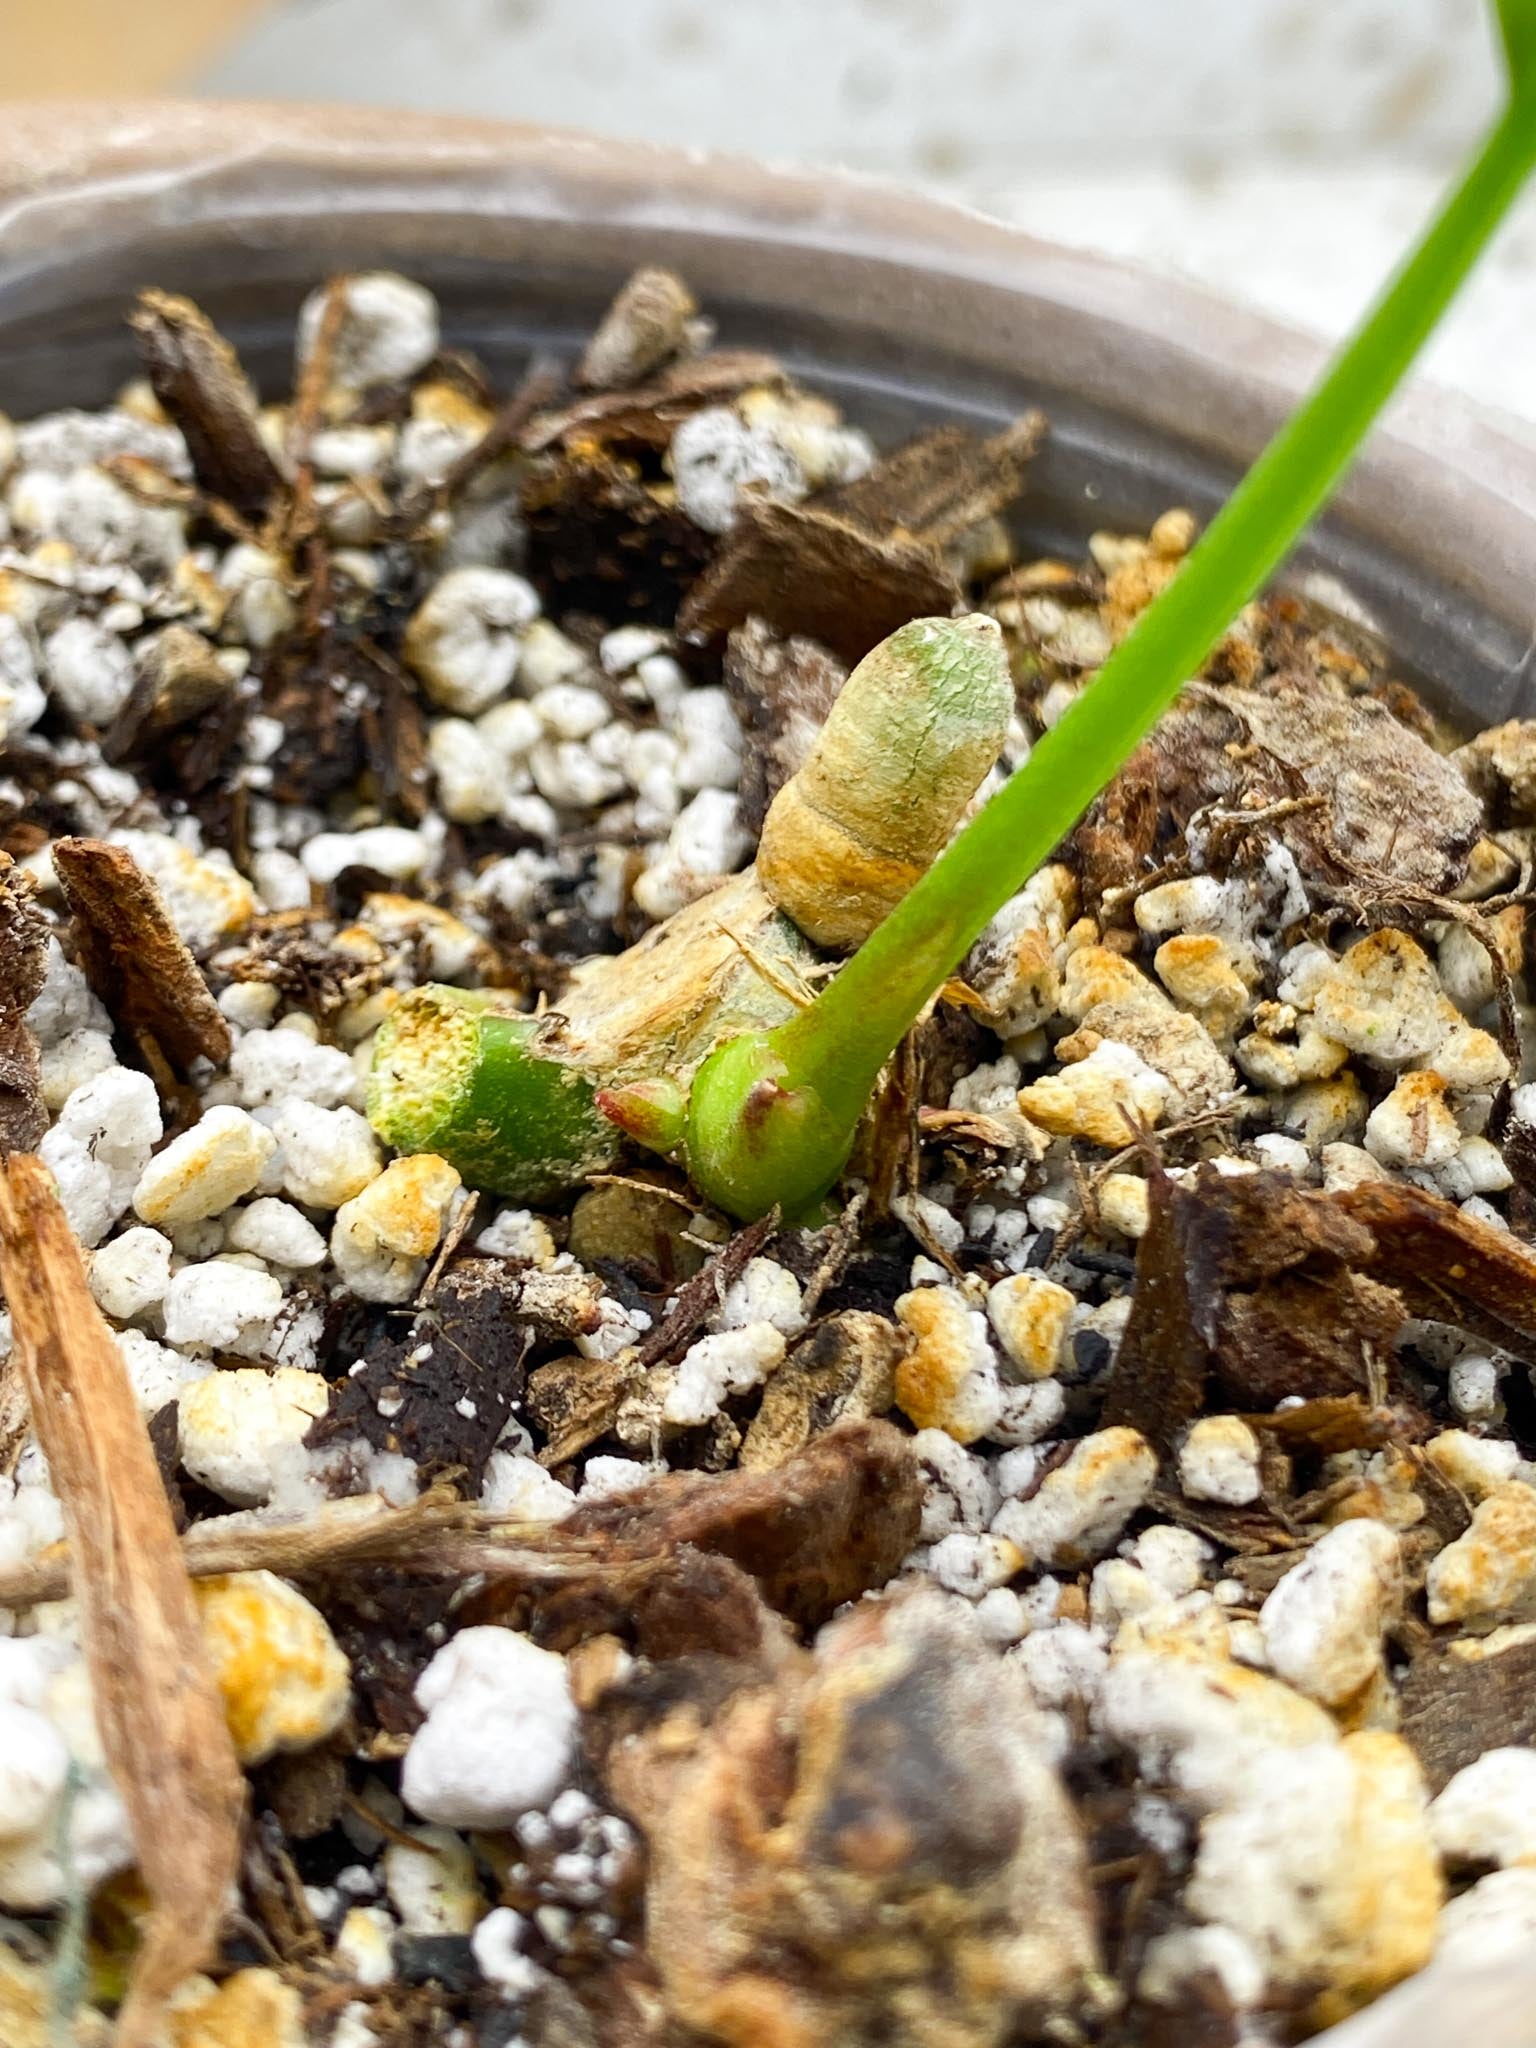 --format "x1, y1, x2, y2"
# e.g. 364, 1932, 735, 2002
6, 31, 1536, 2045
680, 8, 1536, 1218
371, 3, 1536, 1219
